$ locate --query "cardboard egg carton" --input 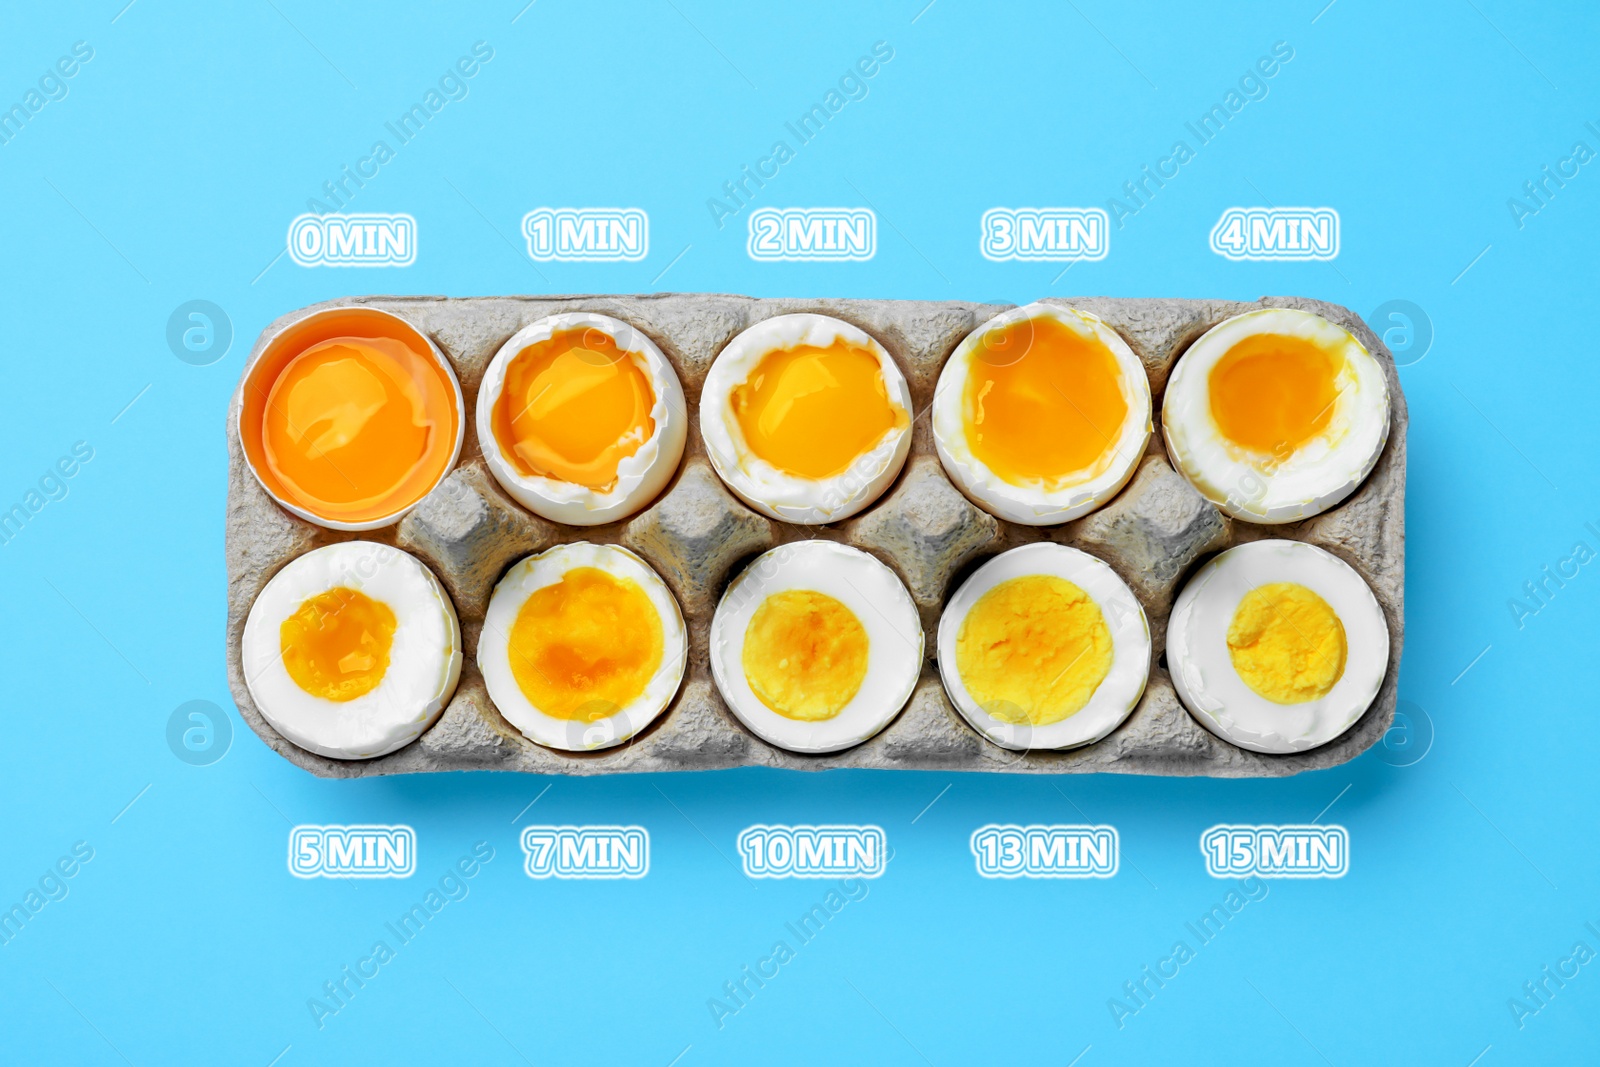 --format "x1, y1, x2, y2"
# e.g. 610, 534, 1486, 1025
225, 294, 1406, 779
